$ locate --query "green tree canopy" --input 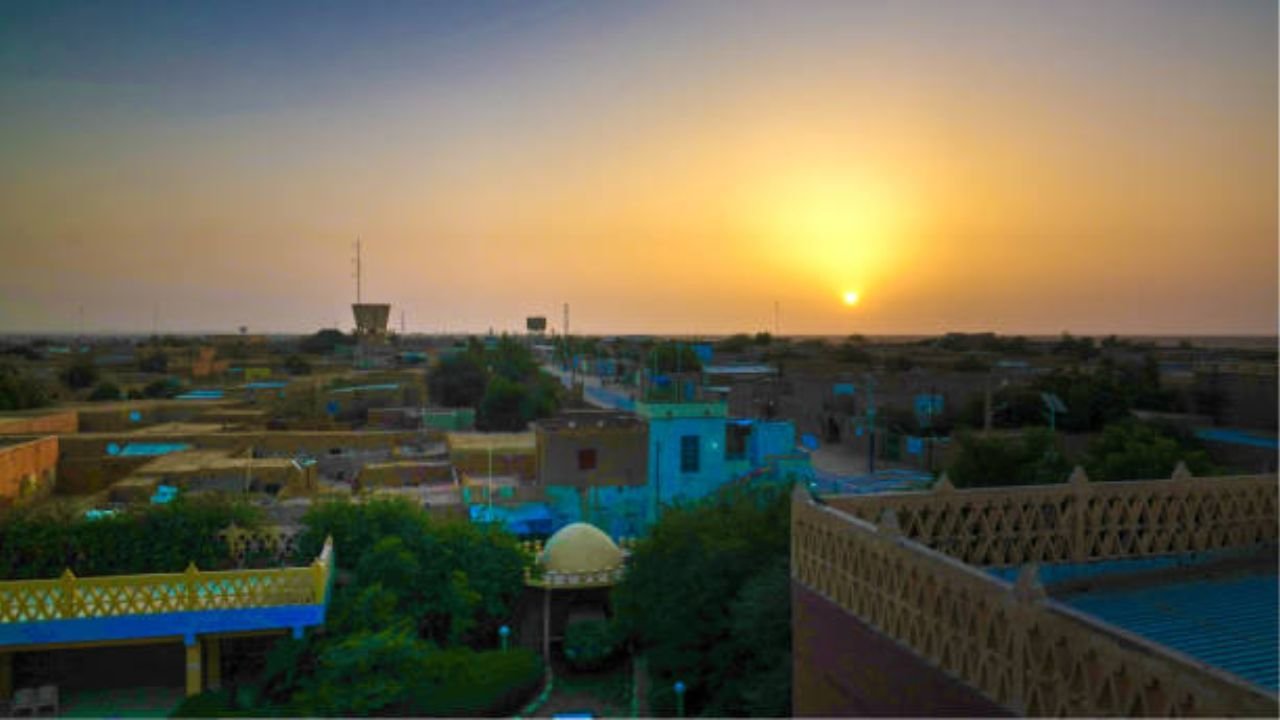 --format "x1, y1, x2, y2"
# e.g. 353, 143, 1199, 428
946, 428, 1070, 488
613, 483, 792, 716
1085, 421, 1214, 482
427, 353, 488, 408
0, 363, 50, 410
